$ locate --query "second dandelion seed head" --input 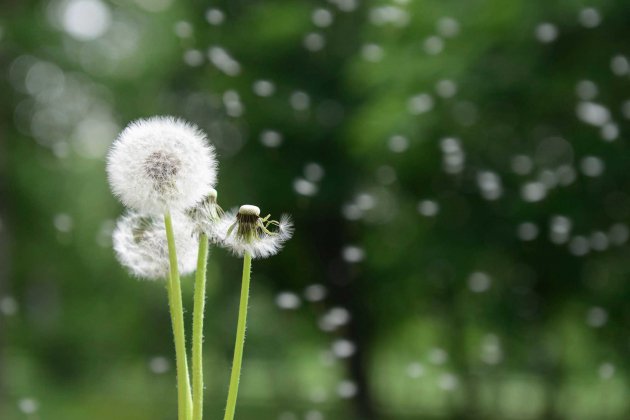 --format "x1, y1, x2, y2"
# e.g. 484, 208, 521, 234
187, 187, 225, 239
